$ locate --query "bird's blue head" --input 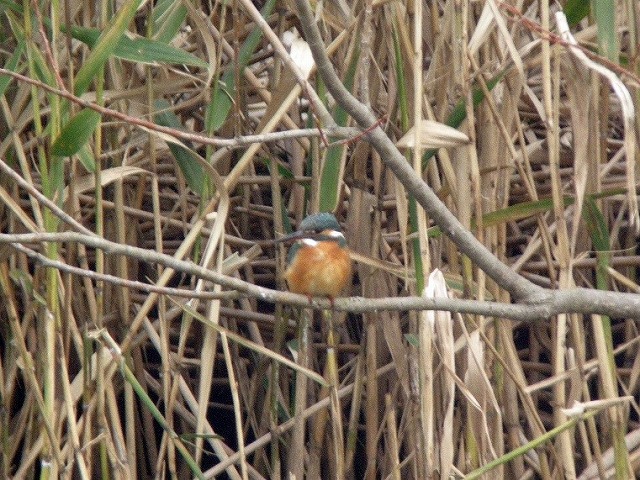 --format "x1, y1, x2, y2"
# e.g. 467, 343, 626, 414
282, 213, 347, 265
298, 212, 342, 233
